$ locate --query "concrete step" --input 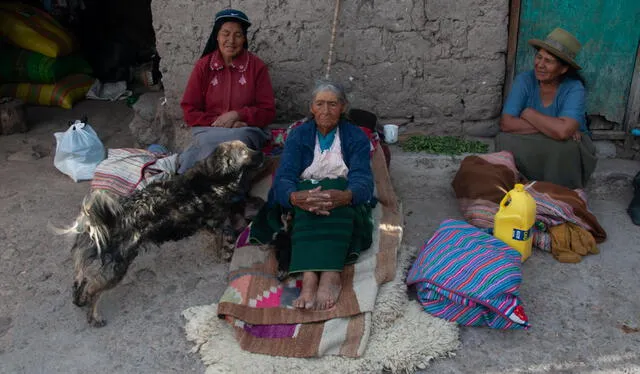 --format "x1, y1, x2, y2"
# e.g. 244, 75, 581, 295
387, 146, 640, 195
